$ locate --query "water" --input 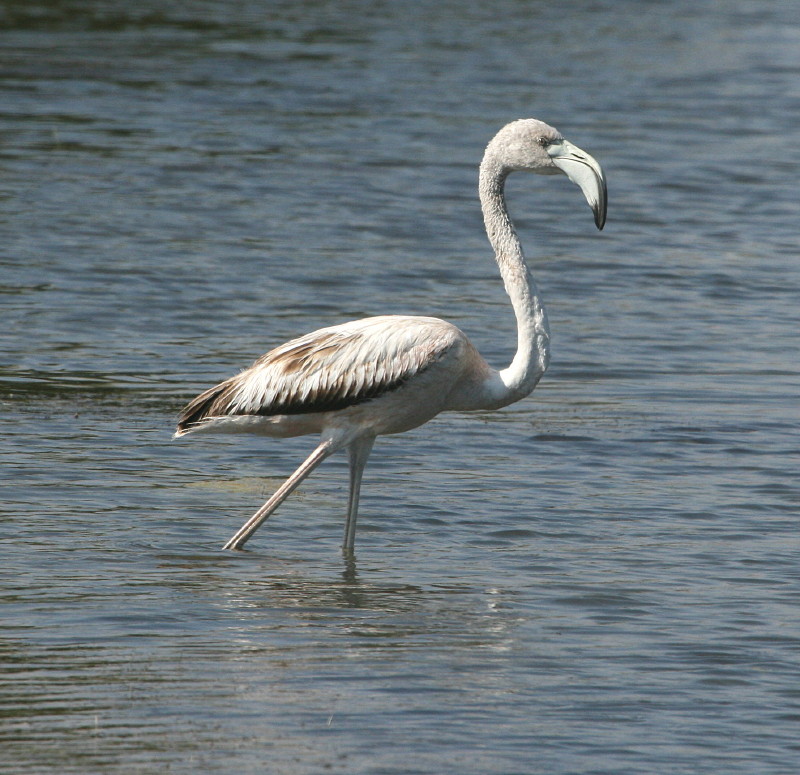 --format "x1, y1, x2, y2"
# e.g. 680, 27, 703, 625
2, 1, 799, 772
